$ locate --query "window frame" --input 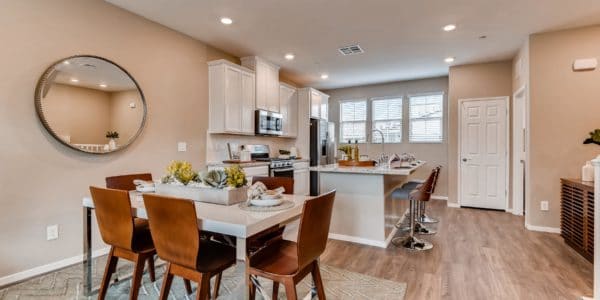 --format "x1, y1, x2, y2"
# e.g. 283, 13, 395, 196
407, 92, 445, 144
370, 96, 404, 144
338, 99, 368, 144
